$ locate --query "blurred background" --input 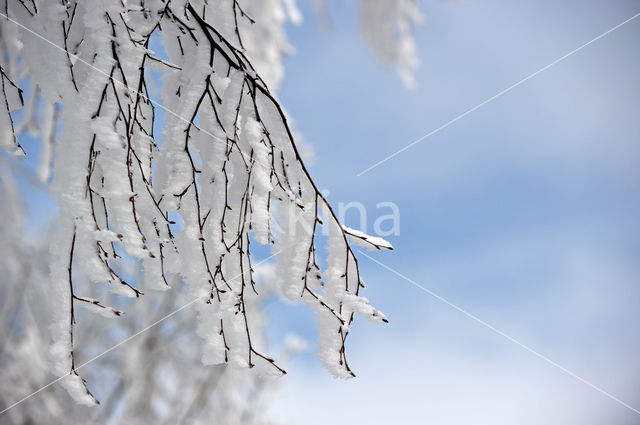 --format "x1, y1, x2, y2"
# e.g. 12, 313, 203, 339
264, 0, 640, 423
2, 0, 639, 424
